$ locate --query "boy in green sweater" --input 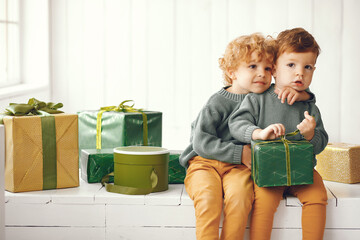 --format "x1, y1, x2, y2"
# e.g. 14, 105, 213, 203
229, 28, 328, 240
180, 33, 312, 240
